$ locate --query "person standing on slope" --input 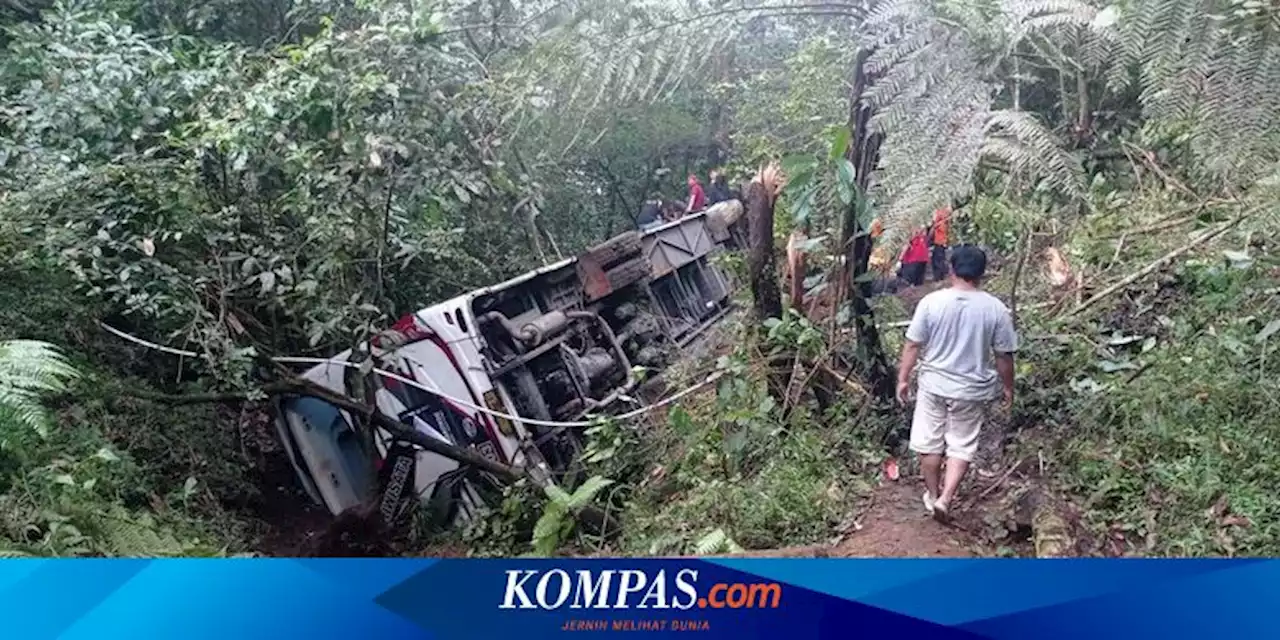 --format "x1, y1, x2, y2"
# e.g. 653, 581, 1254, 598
898, 228, 930, 287
929, 205, 952, 281
896, 246, 1017, 523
